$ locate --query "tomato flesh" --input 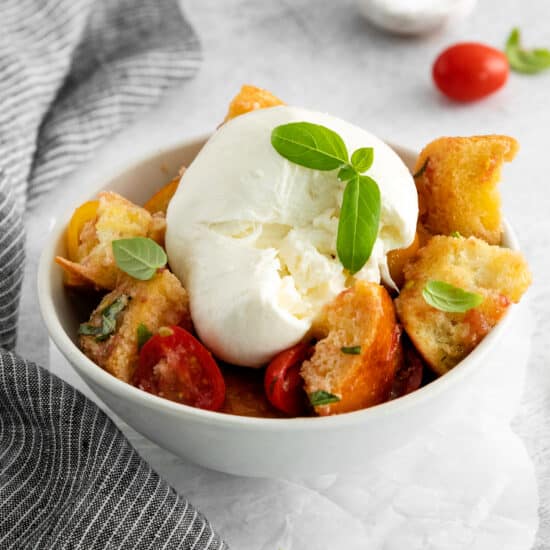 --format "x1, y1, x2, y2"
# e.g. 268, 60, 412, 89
133, 326, 225, 411
264, 342, 312, 416
433, 42, 509, 102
